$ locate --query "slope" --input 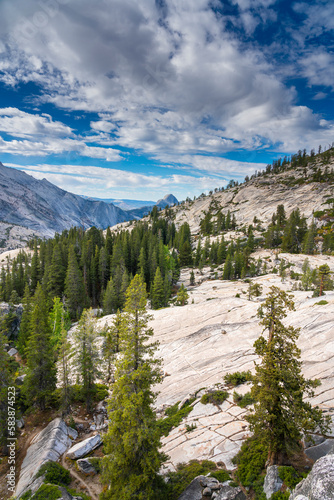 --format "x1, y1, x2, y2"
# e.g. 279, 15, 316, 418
0, 162, 130, 237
